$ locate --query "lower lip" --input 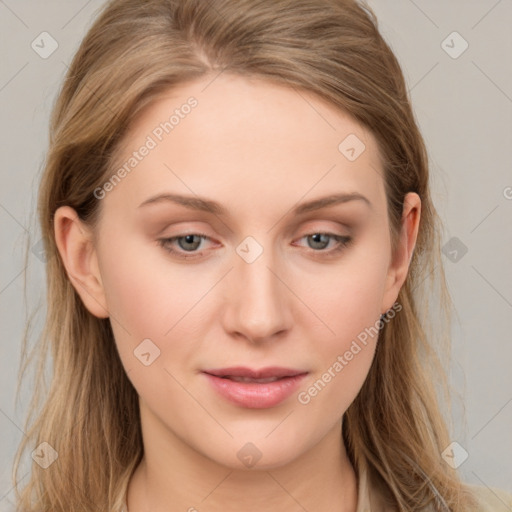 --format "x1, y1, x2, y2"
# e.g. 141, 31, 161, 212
203, 373, 308, 409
